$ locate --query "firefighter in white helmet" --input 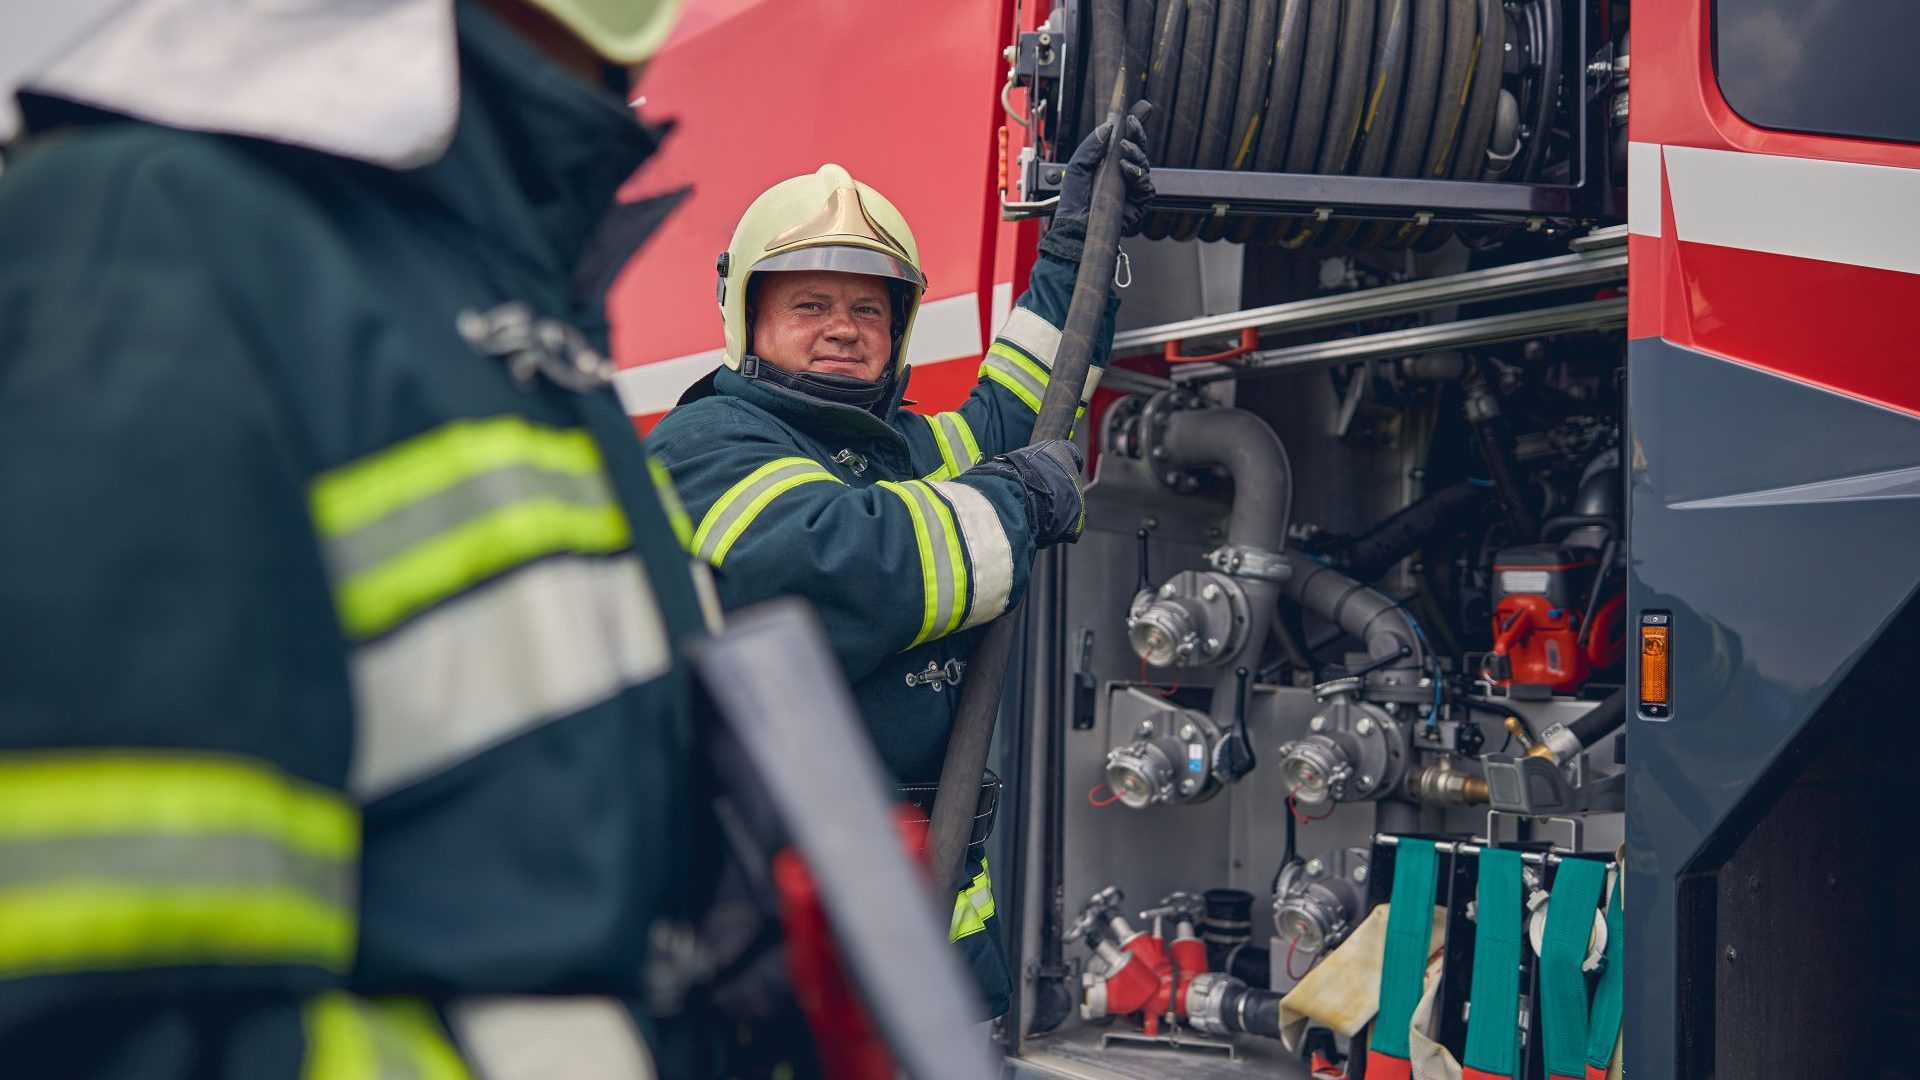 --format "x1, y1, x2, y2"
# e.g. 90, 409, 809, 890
0, 1, 811, 1077
648, 107, 1155, 1018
